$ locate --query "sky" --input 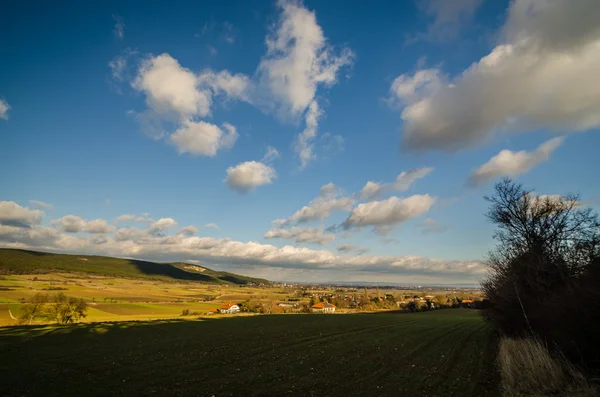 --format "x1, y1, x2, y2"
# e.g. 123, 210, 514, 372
1, 0, 599, 284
